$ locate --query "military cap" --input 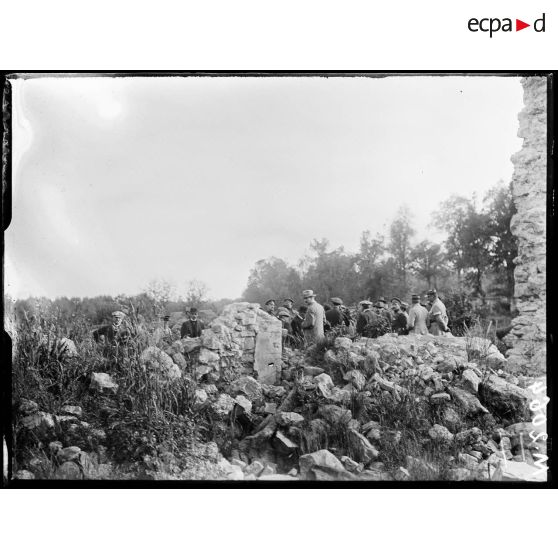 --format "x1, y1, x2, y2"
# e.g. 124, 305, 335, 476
411, 294, 420, 302
283, 298, 294, 303
359, 300, 373, 307
112, 311, 126, 318
265, 299, 276, 305
302, 290, 317, 298
331, 297, 343, 305
391, 297, 402, 304
427, 289, 437, 296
